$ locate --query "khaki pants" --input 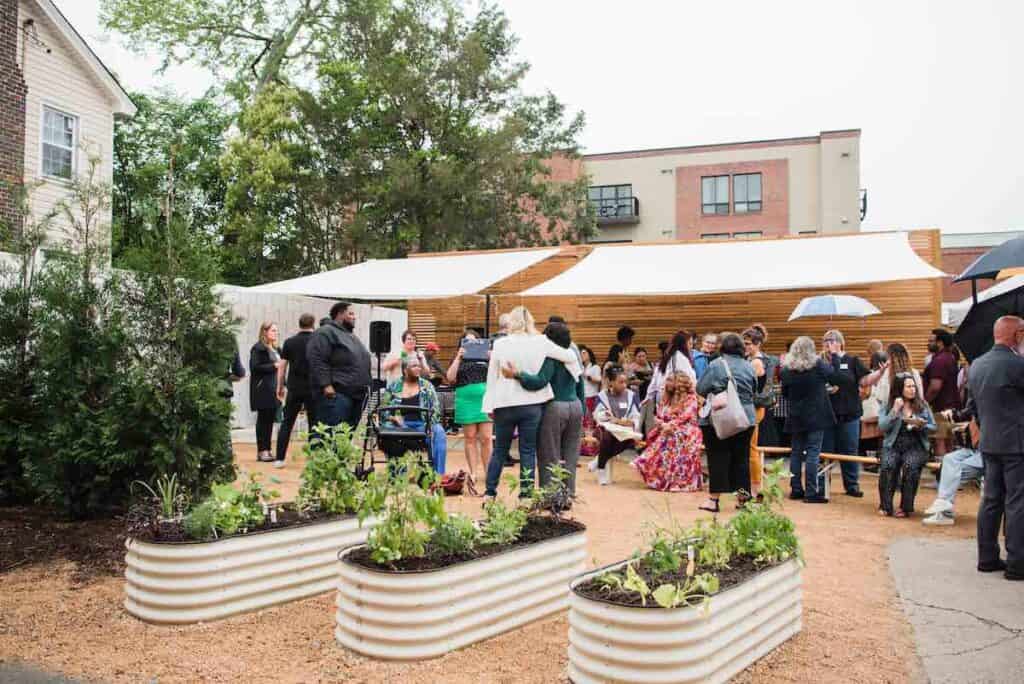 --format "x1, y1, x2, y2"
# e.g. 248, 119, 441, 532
749, 407, 766, 486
